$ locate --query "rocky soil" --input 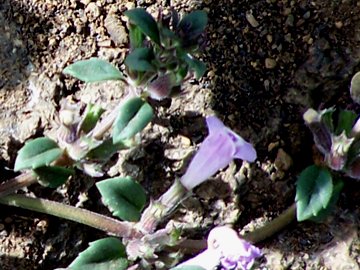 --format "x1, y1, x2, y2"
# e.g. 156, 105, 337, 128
0, 0, 360, 269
